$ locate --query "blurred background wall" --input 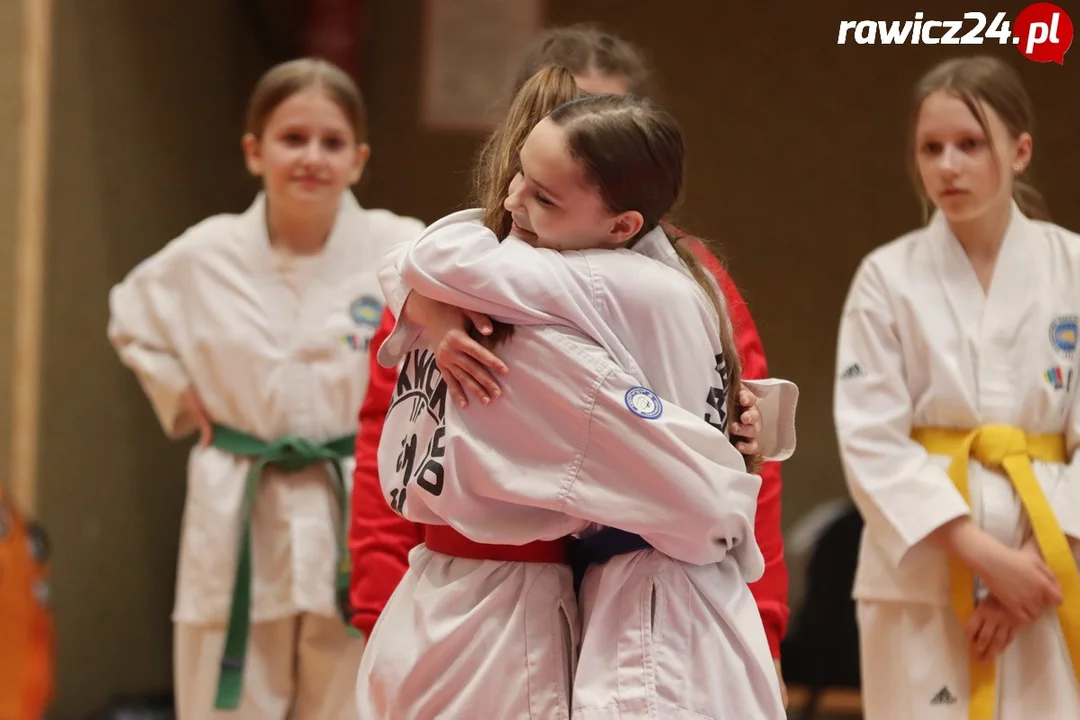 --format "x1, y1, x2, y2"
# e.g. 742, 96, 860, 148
2, 0, 1077, 715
